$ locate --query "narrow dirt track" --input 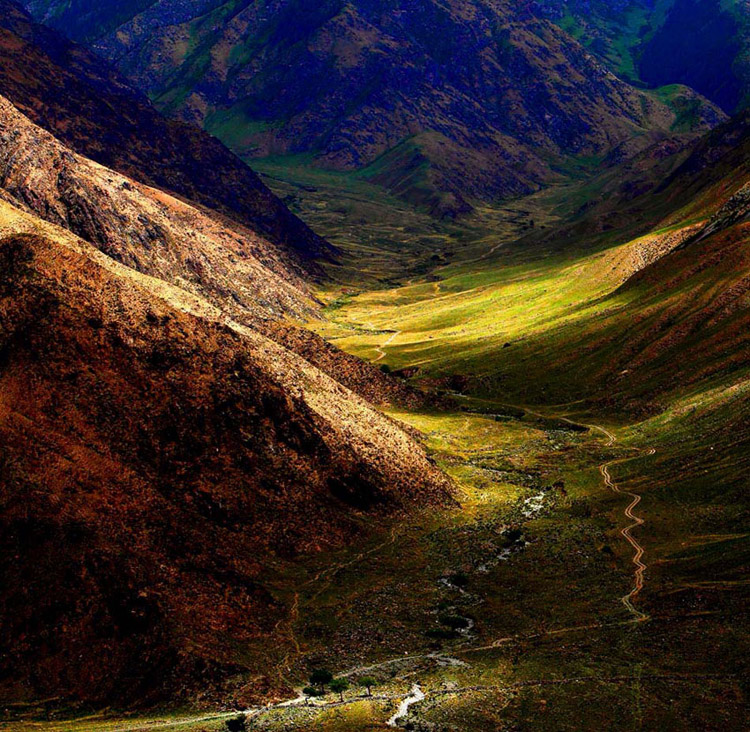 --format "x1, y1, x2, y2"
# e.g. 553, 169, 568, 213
501, 408, 656, 621
593, 426, 655, 622
374, 330, 401, 362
